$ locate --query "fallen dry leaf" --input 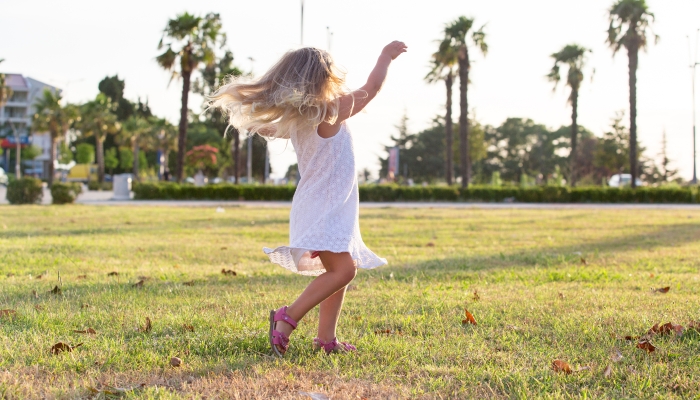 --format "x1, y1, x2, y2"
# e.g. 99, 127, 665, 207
183, 281, 195, 286
139, 317, 152, 333
107, 271, 119, 277
0, 309, 17, 318
688, 321, 700, 332
32, 290, 38, 299
182, 324, 194, 332
170, 356, 182, 367
624, 335, 639, 341
221, 269, 237, 276
220, 246, 228, 250
636, 339, 656, 353
653, 286, 670, 293
558, 292, 565, 299
472, 291, 480, 301
462, 309, 477, 326
132, 280, 145, 288
299, 392, 330, 400
50, 342, 82, 355
49, 285, 62, 295
648, 322, 685, 337
552, 359, 572, 374
580, 257, 587, 265
36, 273, 45, 279
374, 329, 402, 335
81, 303, 90, 309
426, 242, 435, 247
73, 328, 97, 334
76, 274, 87, 279
603, 364, 613, 378
611, 348, 623, 362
